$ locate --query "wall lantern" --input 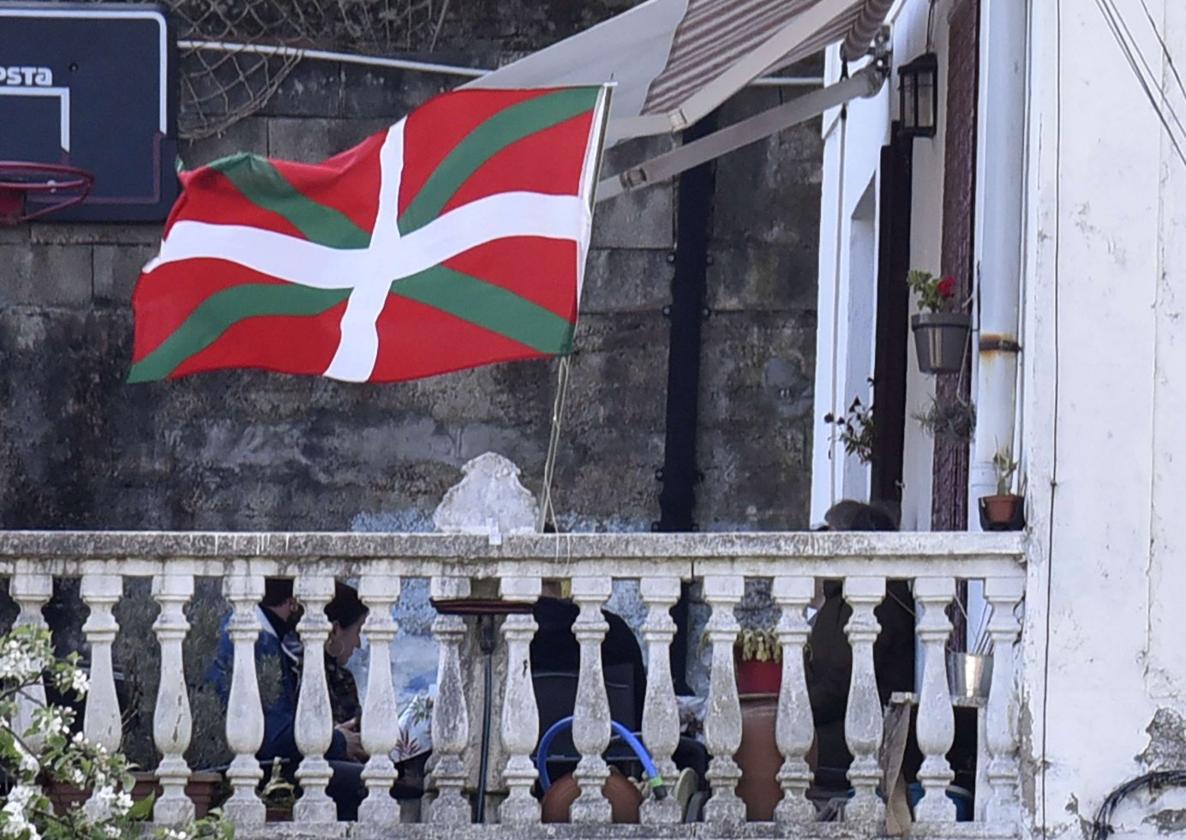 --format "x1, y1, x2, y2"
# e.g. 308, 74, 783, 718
898, 52, 939, 138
